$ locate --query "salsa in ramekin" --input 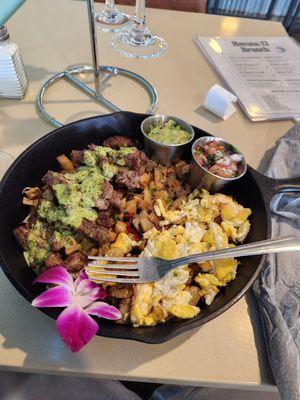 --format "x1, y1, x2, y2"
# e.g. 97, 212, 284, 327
193, 138, 244, 179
